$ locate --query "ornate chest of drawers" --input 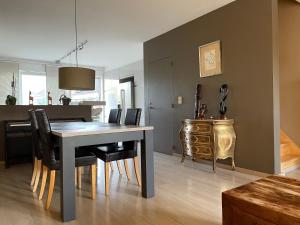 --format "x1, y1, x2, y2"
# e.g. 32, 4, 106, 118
179, 119, 236, 172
